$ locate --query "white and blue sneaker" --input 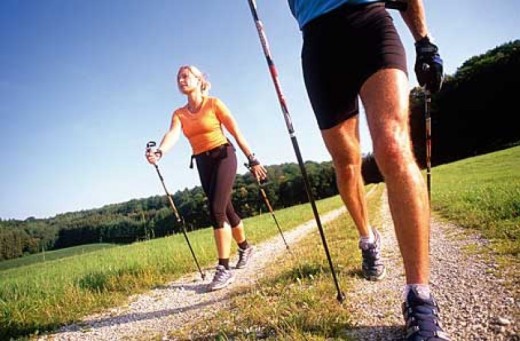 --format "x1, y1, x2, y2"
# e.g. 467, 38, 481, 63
207, 265, 235, 291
